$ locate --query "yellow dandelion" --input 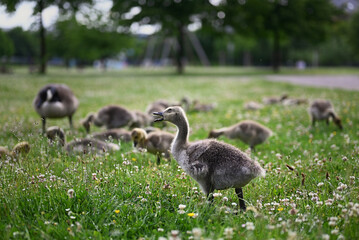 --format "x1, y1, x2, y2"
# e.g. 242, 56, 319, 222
278, 207, 284, 211
187, 213, 195, 217
113, 219, 116, 223
333, 131, 336, 136
132, 158, 136, 161
114, 210, 120, 214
